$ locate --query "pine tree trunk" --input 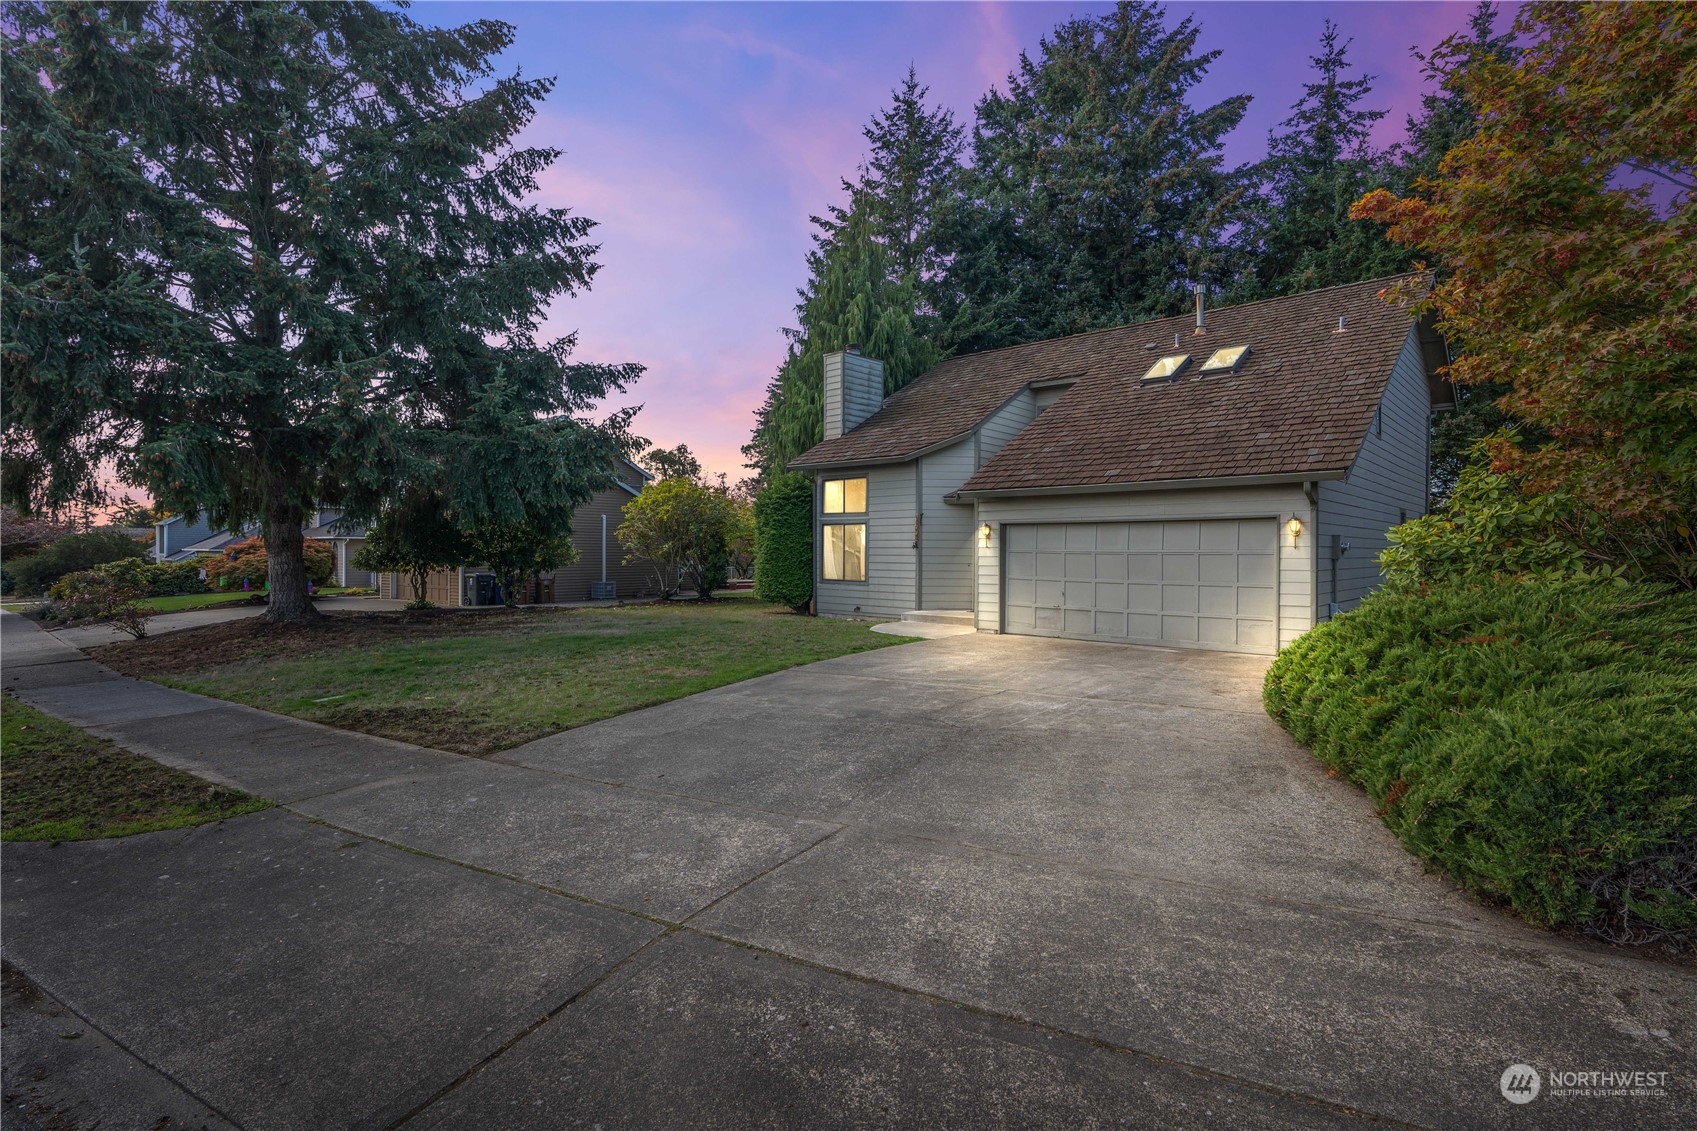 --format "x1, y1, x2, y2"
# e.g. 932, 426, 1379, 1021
263, 501, 318, 622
